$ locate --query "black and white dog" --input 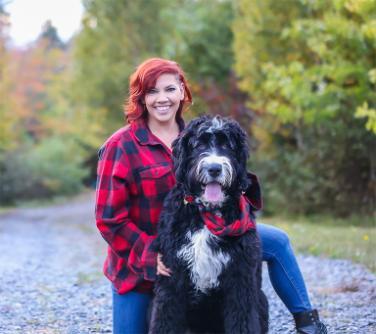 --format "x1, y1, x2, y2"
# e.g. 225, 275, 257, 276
149, 116, 268, 334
